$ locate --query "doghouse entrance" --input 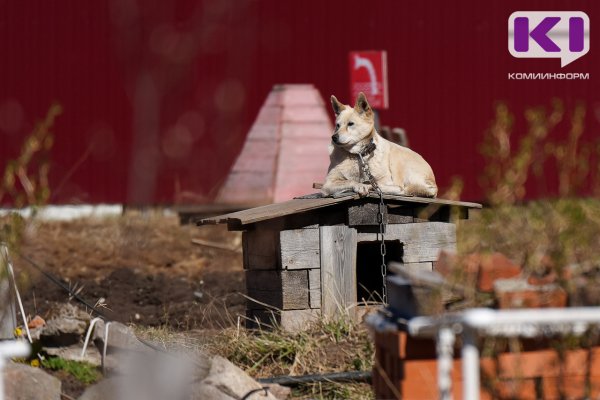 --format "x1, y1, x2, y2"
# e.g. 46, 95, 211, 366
356, 240, 403, 302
